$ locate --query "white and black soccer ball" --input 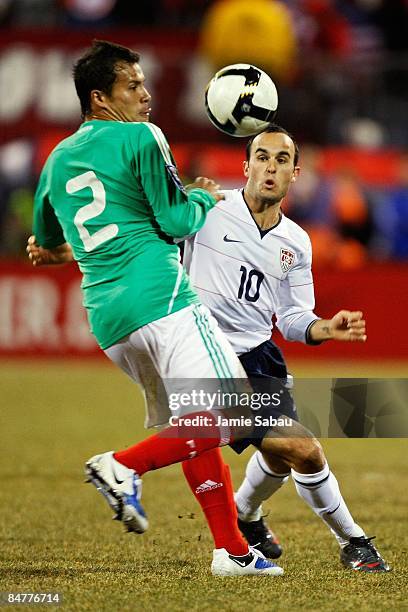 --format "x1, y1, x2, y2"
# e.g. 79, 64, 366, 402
205, 64, 278, 137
